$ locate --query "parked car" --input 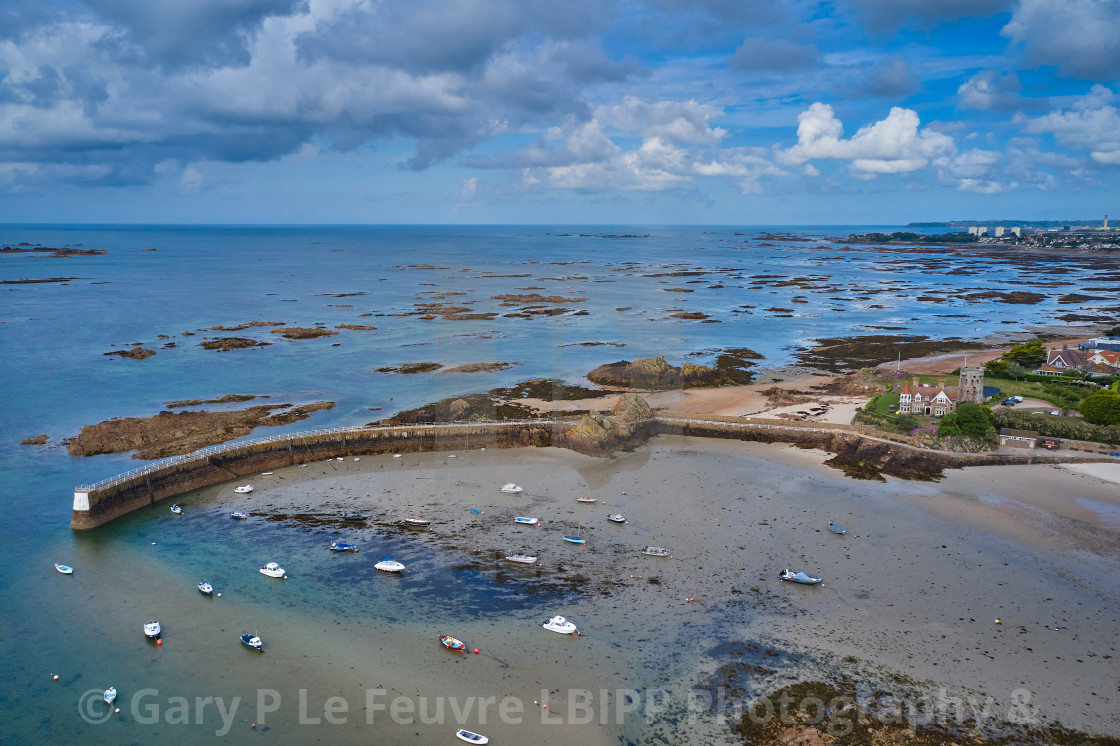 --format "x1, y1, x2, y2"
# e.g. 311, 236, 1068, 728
1049, 410, 1062, 415
1001, 398, 1016, 406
